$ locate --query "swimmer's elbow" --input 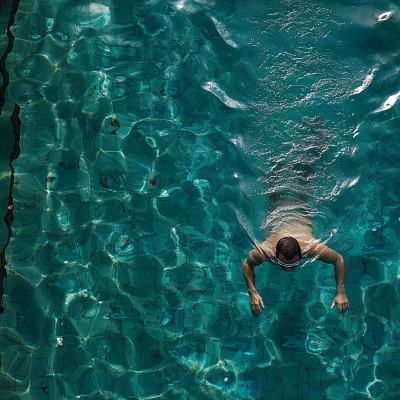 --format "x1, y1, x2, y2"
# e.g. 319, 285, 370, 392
317, 246, 342, 265
246, 249, 265, 268
328, 251, 344, 266
242, 258, 254, 271
336, 254, 345, 265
